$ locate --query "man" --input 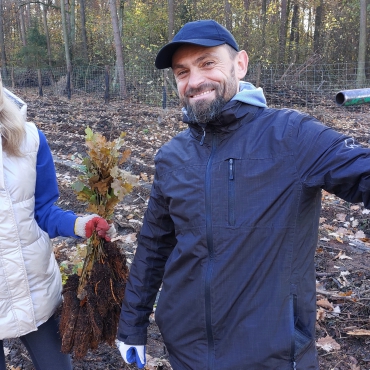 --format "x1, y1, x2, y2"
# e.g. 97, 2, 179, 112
116, 20, 370, 370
